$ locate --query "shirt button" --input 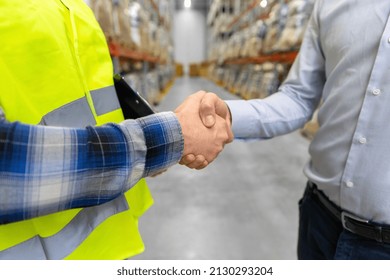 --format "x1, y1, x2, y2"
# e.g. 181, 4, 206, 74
372, 88, 381, 96
358, 137, 367, 144
345, 181, 354, 188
